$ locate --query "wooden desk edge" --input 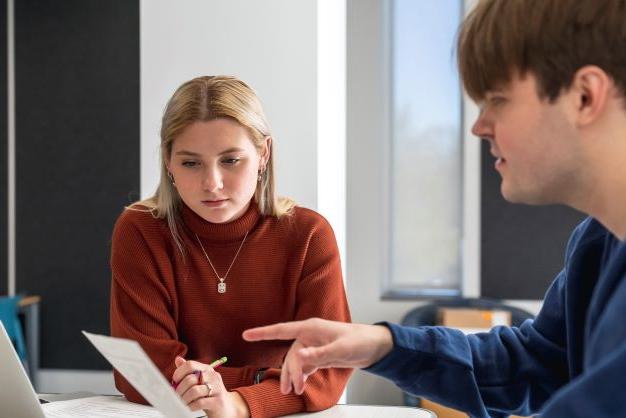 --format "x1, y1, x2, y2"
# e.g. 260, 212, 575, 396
18, 295, 41, 307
